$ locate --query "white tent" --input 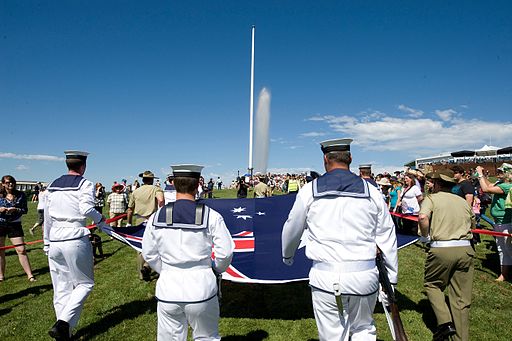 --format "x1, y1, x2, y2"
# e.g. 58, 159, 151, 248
475, 145, 500, 156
